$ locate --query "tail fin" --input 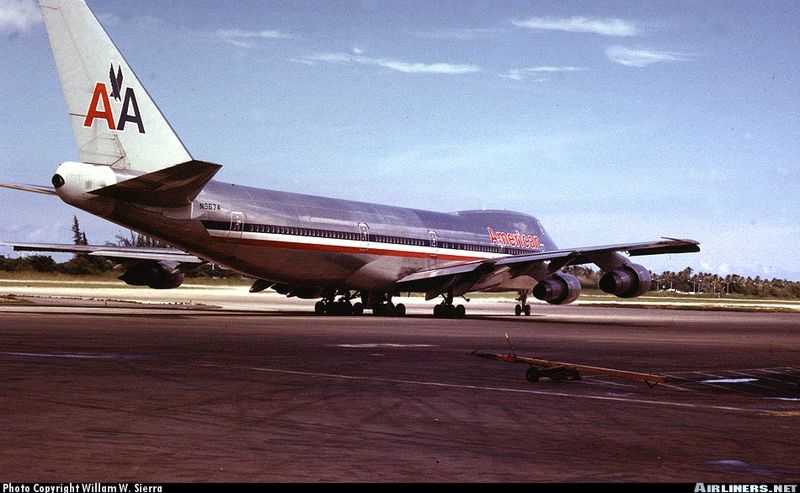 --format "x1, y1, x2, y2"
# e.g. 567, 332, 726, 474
40, 0, 191, 173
